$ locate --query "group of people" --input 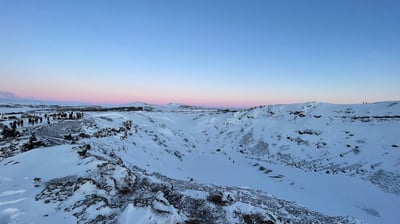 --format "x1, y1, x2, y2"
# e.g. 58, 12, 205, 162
10, 119, 23, 129
1, 111, 84, 139
27, 116, 42, 125
44, 111, 84, 122
4, 111, 84, 129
